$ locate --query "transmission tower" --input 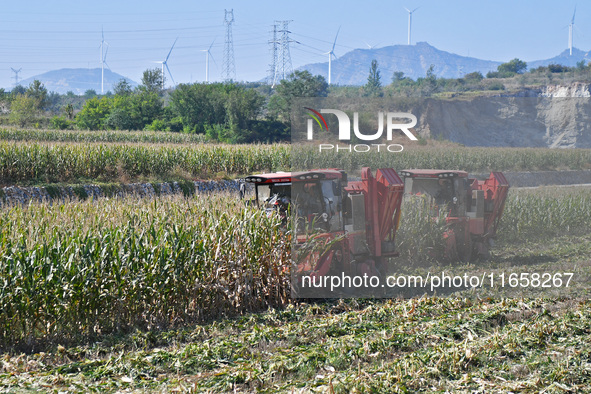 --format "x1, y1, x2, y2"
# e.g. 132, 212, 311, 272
268, 24, 279, 87
222, 9, 236, 81
10, 68, 22, 87
276, 20, 294, 82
